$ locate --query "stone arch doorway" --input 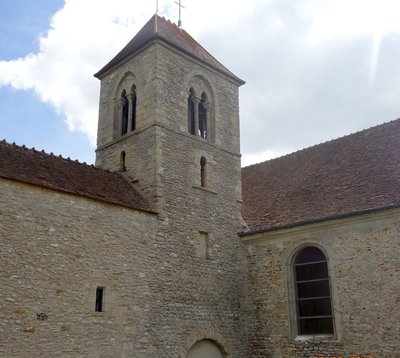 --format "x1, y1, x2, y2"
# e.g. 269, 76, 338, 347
186, 339, 224, 358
